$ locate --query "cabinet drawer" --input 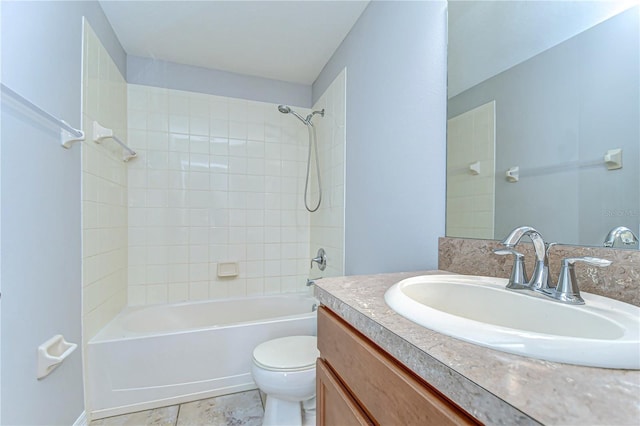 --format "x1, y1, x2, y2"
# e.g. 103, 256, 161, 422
317, 359, 374, 426
318, 306, 479, 426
